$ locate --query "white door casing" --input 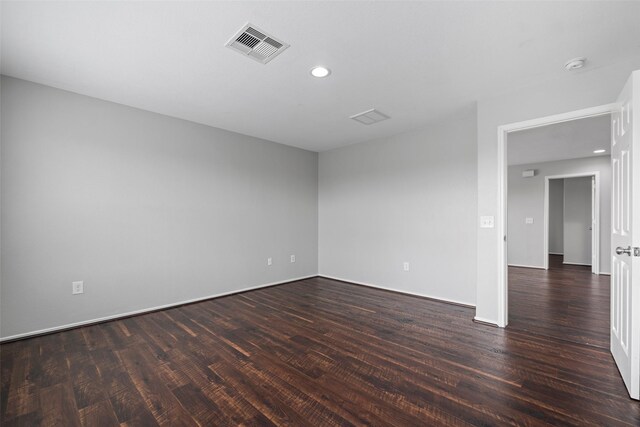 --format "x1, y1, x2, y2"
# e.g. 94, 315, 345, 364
592, 176, 597, 273
495, 103, 616, 328
611, 70, 640, 400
